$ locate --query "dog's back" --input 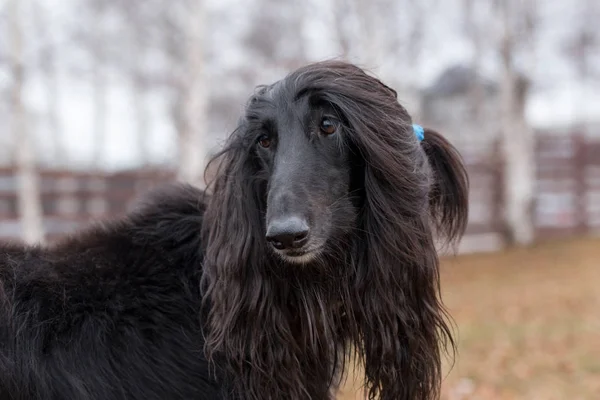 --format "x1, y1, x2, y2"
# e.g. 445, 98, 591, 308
0, 184, 224, 400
